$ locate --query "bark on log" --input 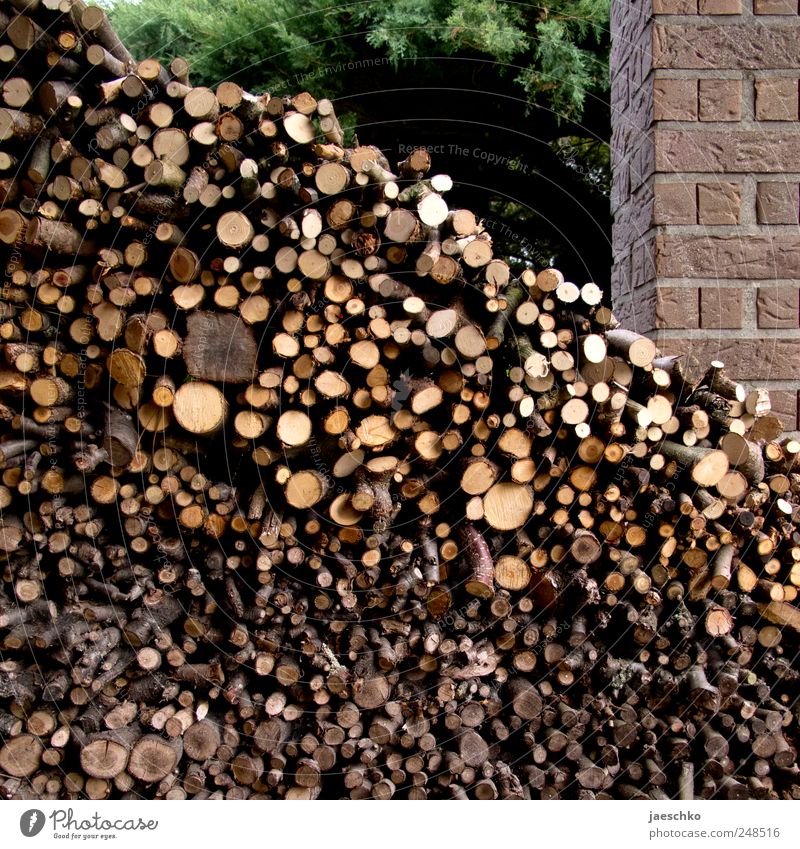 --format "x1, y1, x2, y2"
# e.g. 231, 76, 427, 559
0, 0, 797, 803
